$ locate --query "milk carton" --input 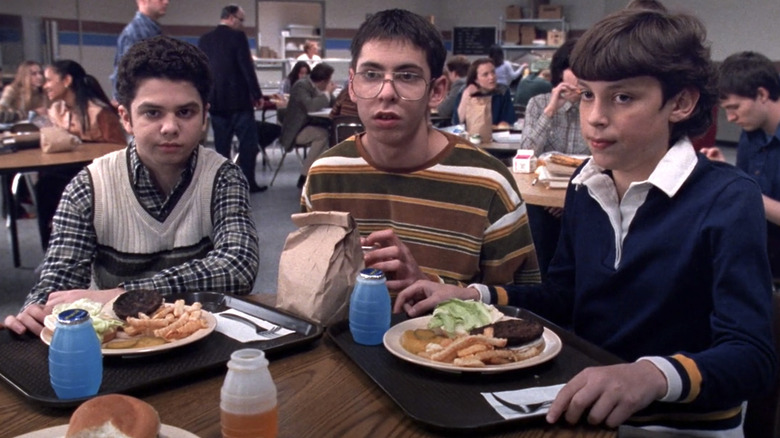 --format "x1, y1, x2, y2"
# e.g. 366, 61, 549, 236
512, 149, 537, 173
